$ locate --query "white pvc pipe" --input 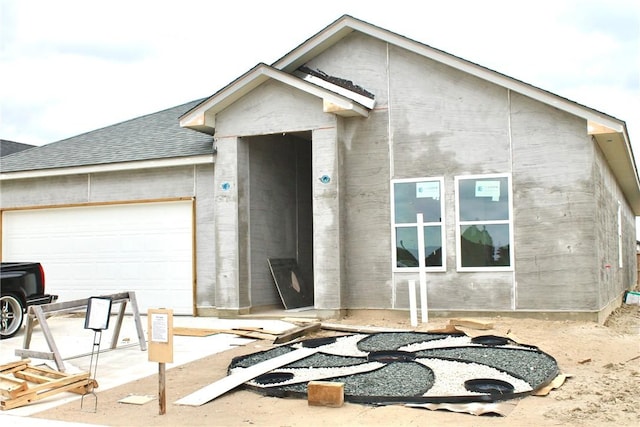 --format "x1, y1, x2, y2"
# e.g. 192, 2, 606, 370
408, 279, 418, 327
416, 213, 428, 323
